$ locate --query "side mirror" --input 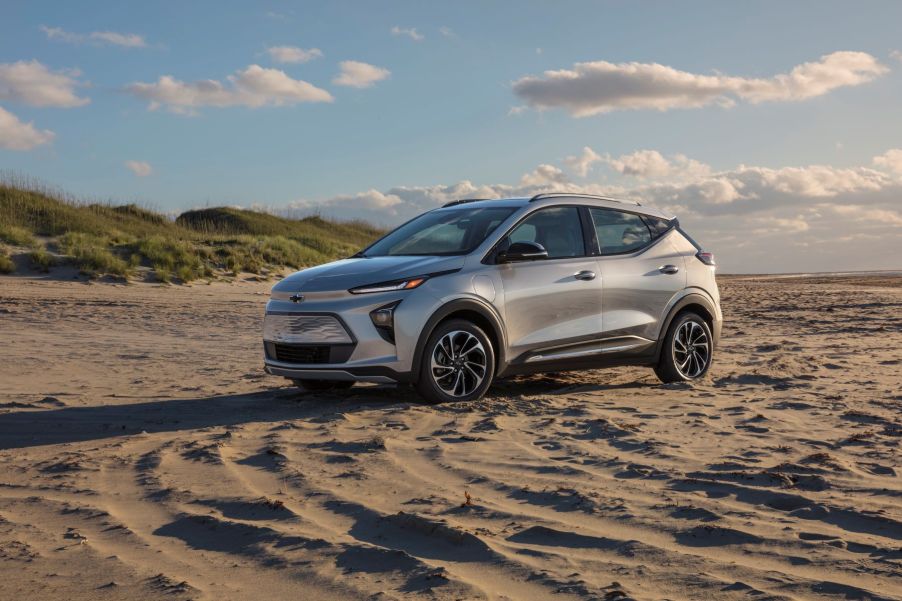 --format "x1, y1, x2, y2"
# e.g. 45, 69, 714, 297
498, 241, 548, 263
